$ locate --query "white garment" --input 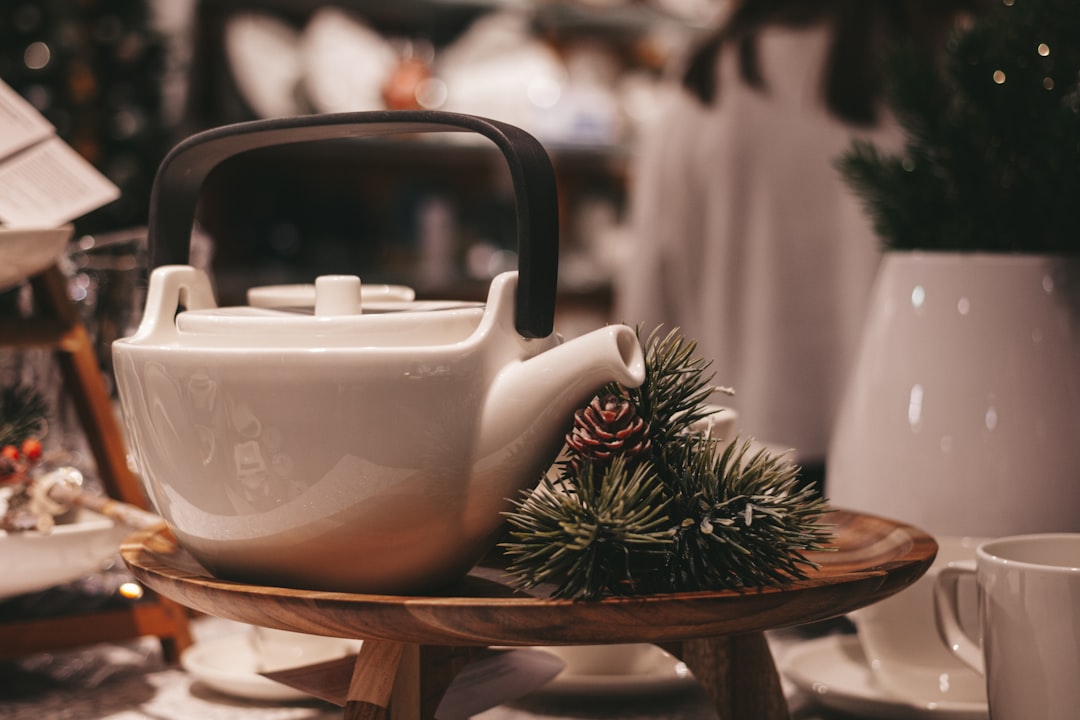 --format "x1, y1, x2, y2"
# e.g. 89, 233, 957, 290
614, 24, 903, 461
